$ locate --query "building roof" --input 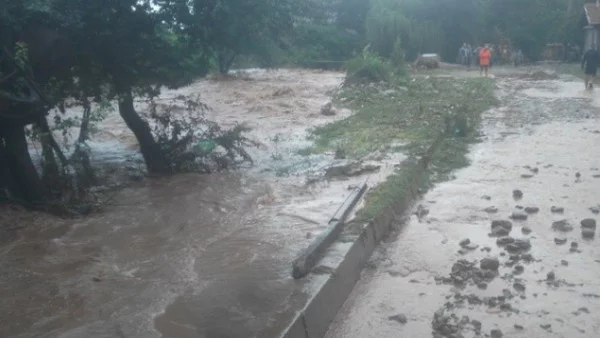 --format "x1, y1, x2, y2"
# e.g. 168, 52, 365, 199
585, 2, 600, 25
